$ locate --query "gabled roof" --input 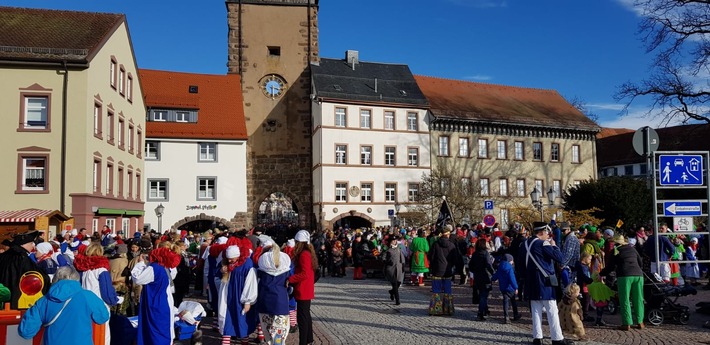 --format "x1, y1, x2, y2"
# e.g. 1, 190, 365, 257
597, 127, 634, 139
597, 124, 710, 167
139, 69, 247, 141
0, 6, 124, 64
415, 75, 599, 131
311, 58, 428, 107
